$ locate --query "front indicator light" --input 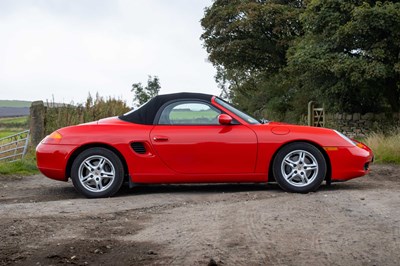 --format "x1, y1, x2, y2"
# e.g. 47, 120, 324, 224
43, 131, 63, 144
356, 142, 366, 149
324, 147, 338, 151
